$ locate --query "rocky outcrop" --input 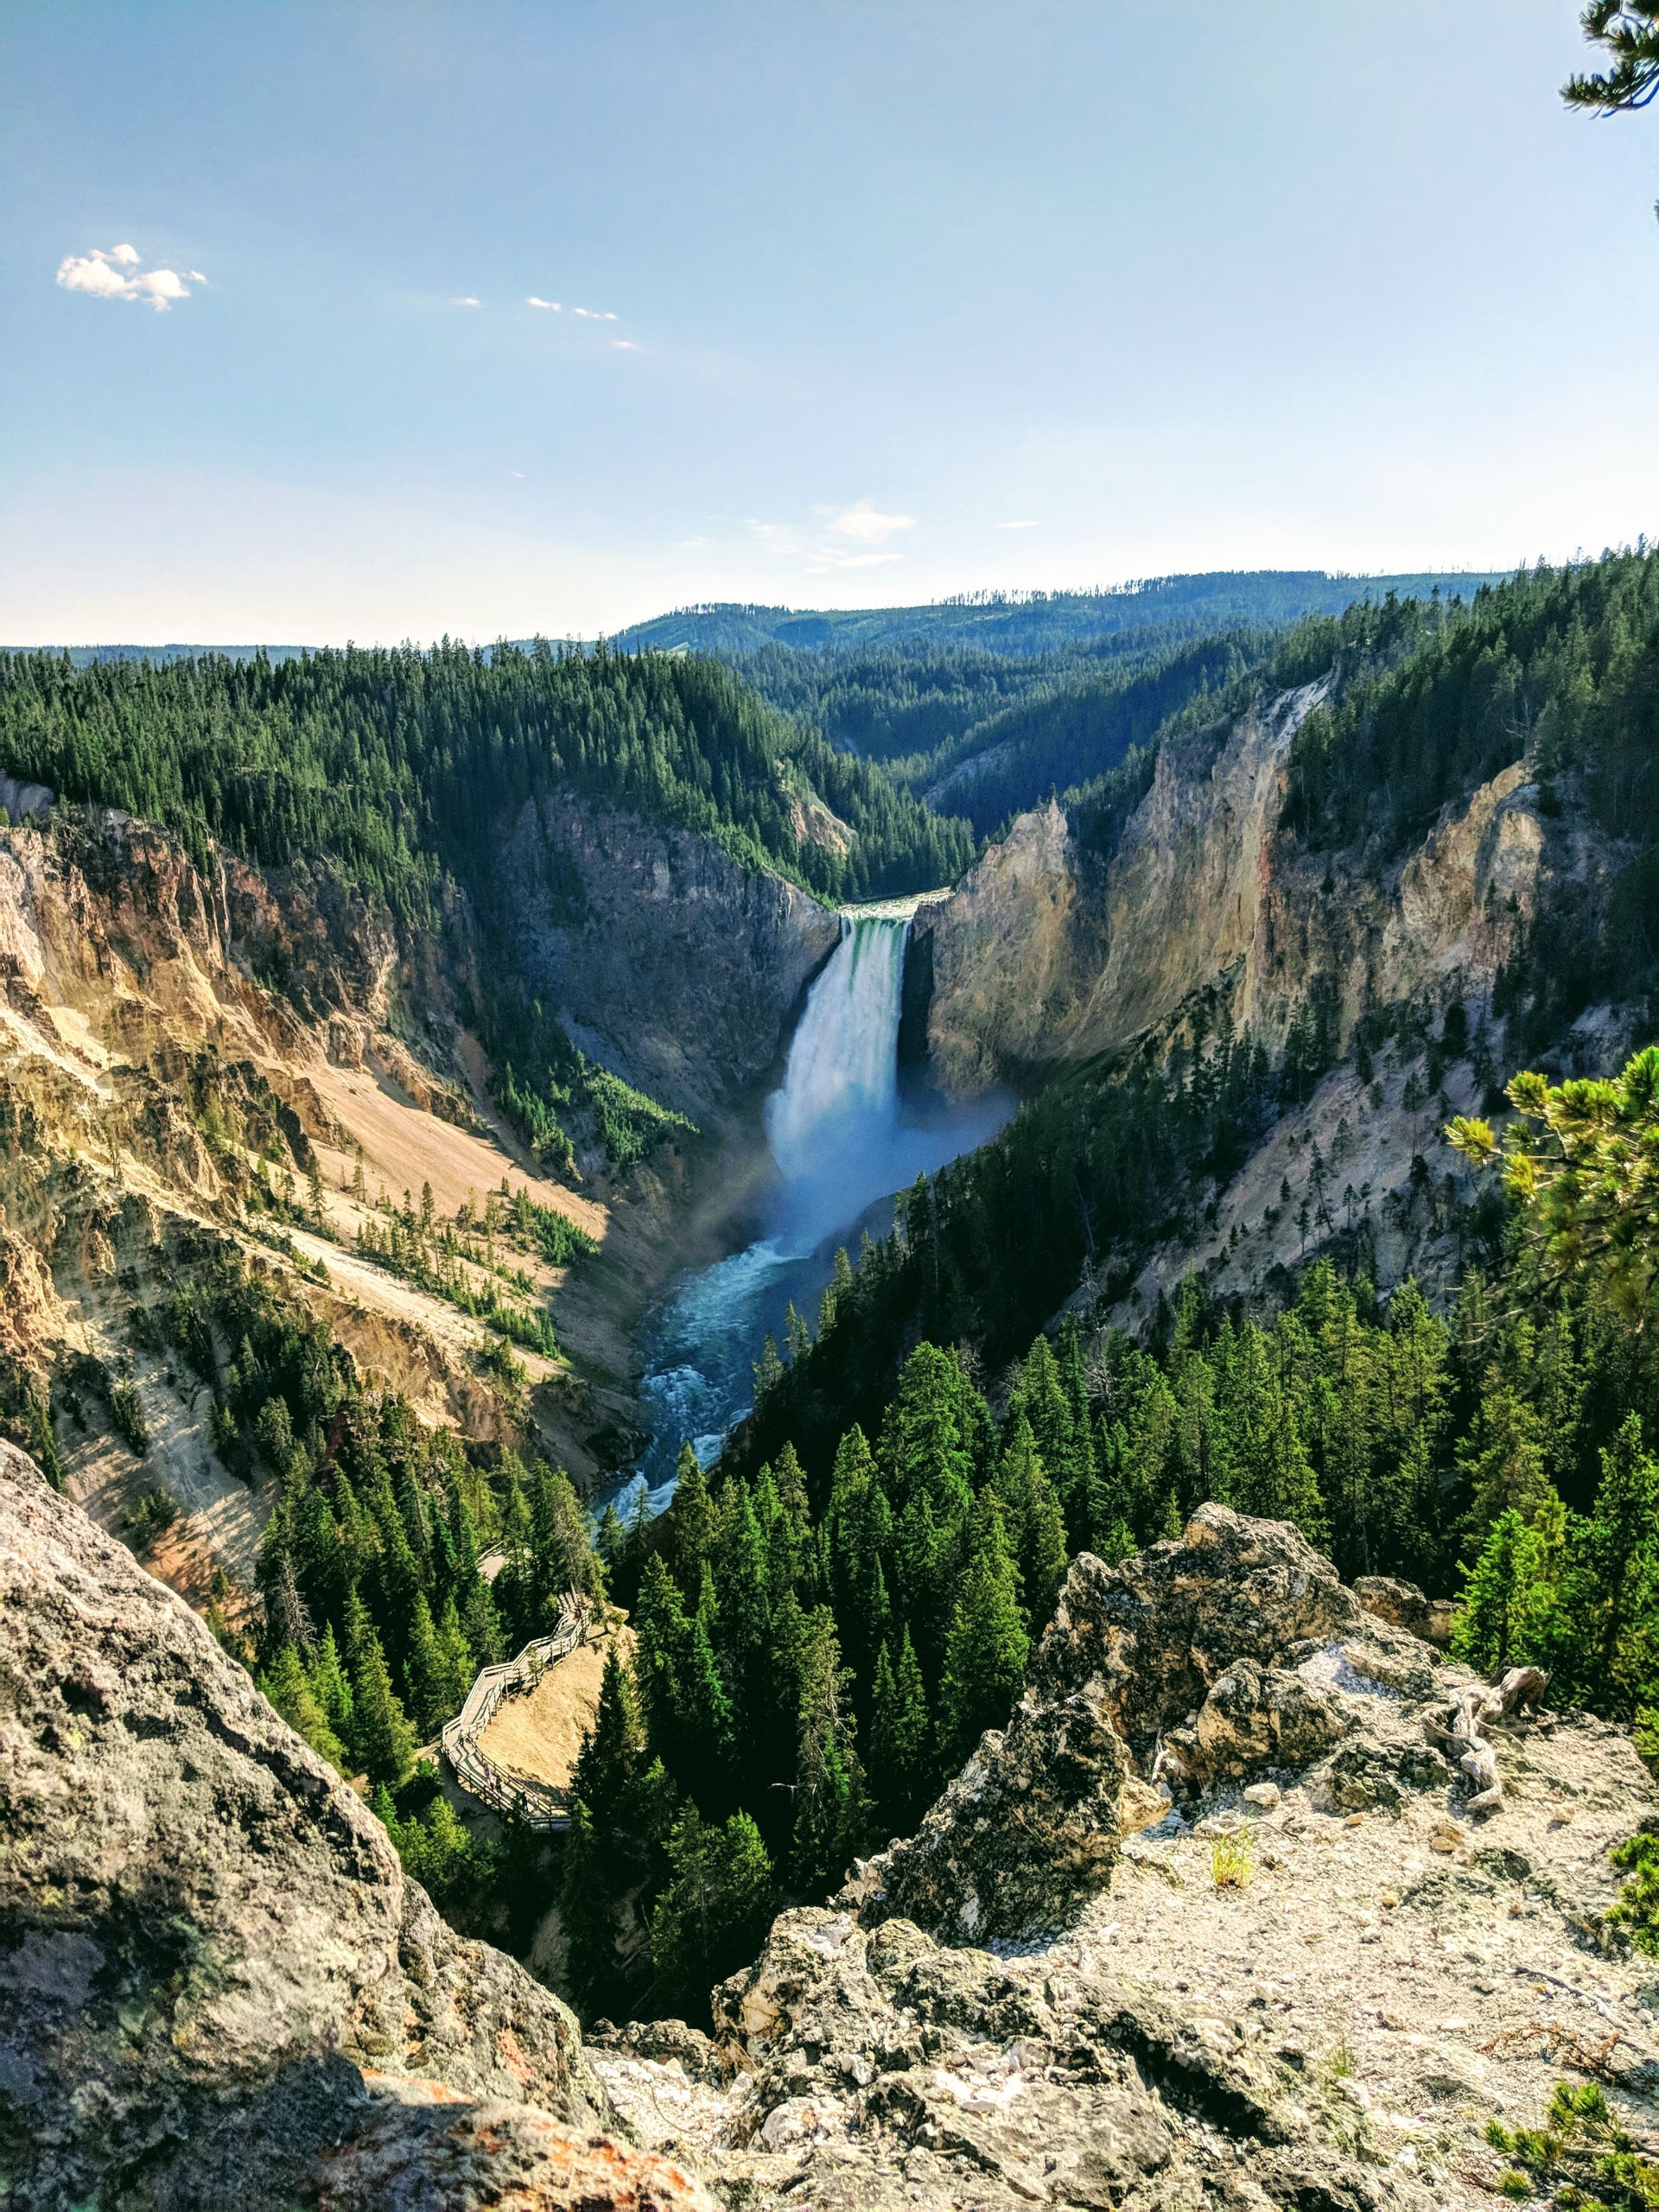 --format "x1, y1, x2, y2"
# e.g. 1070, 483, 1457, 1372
499, 793, 841, 1118
839, 1509, 1446, 1944
590, 1509, 1659, 2209
1355, 1573, 1456, 1648
13, 1459, 1659, 2212
691, 1905, 1374, 2210
0, 1440, 652, 2210
844, 1675, 1131, 1942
